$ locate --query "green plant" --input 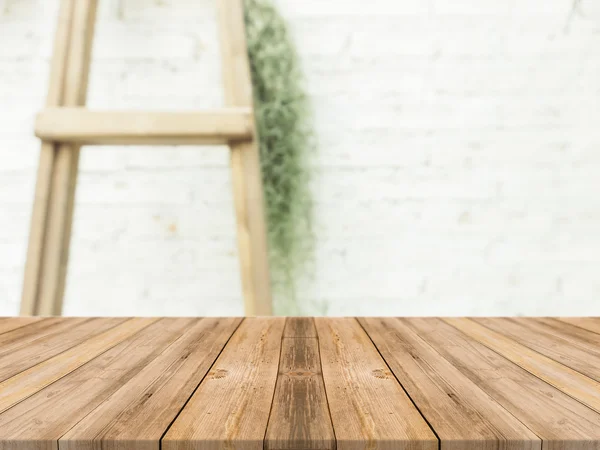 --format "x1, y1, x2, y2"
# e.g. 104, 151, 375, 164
244, 0, 314, 314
